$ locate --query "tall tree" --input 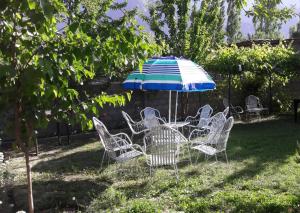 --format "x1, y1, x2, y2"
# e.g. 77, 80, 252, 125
144, 0, 226, 63
248, 0, 294, 39
0, 0, 158, 212
290, 14, 300, 38
226, 0, 242, 43
143, 0, 226, 117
